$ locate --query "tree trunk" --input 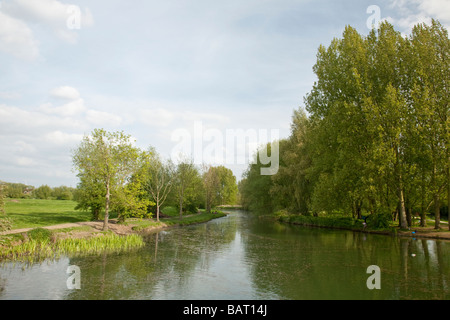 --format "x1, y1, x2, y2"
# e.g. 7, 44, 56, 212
420, 170, 427, 227
103, 180, 110, 231
434, 193, 440, 230
179, 196, 183, 220
398, 188, 408, 229
93, 207, 100, 221
156, 200, 160, 222
406, 203, 412, 228
432, 161, 440, 230
395, 147, 408, 229
448, 164, 450, 231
